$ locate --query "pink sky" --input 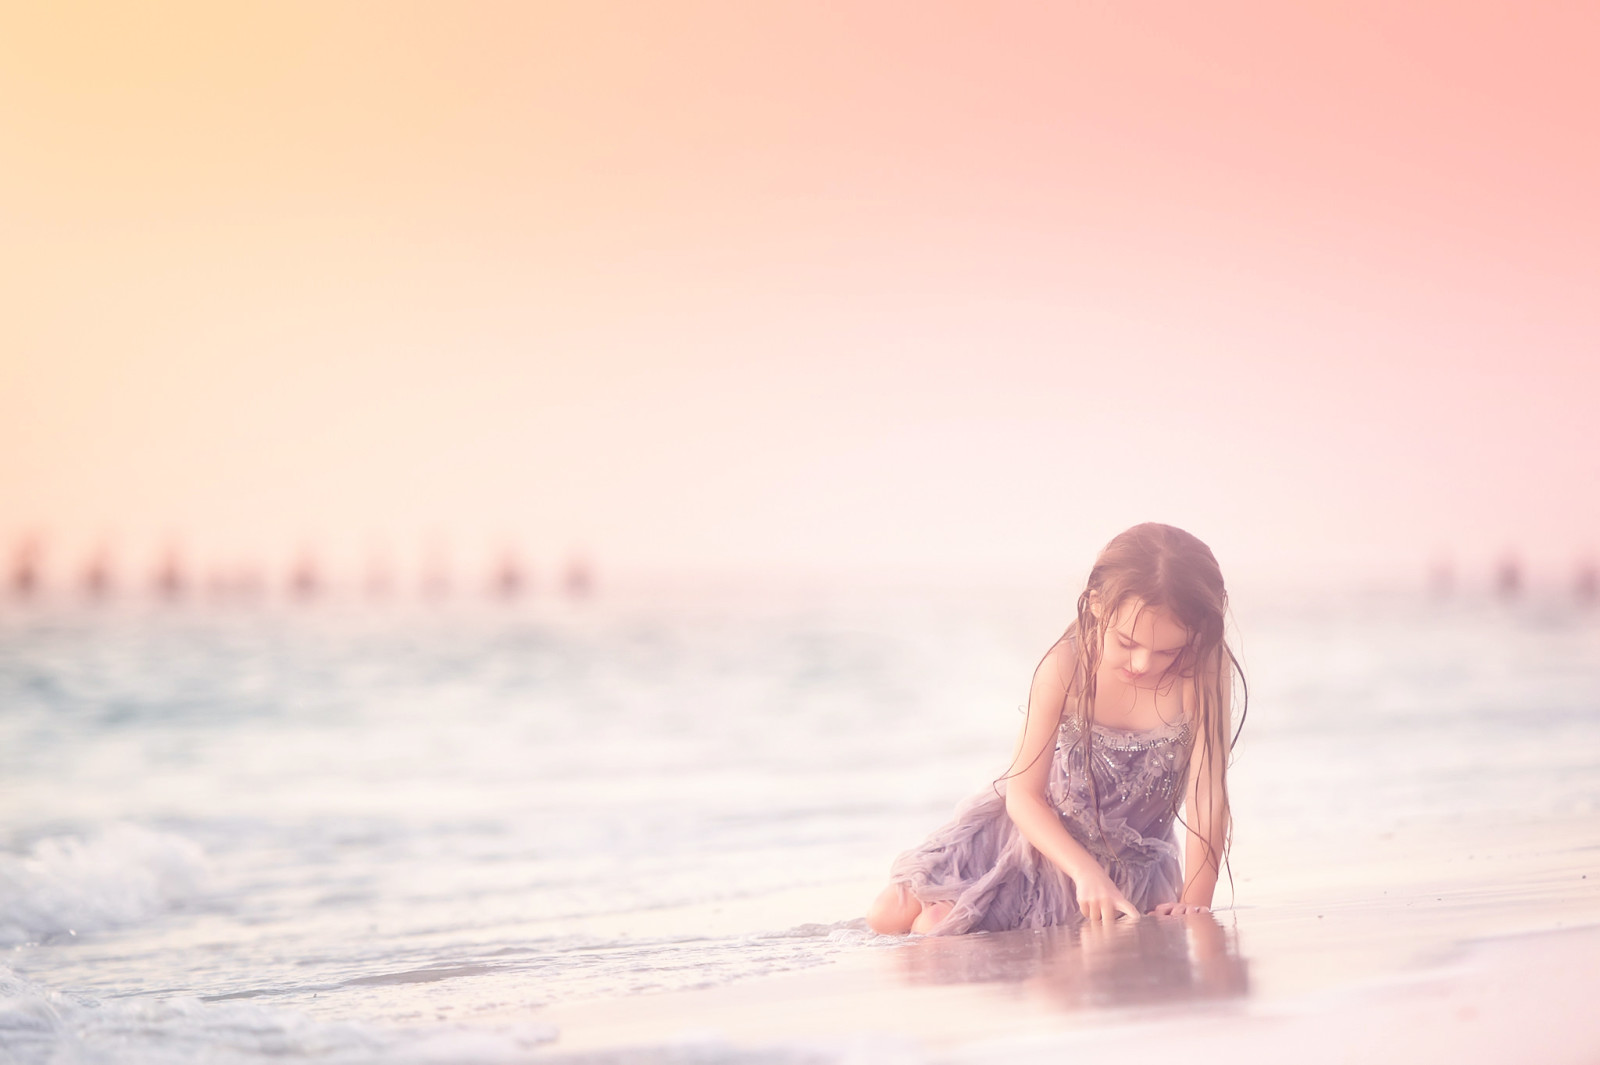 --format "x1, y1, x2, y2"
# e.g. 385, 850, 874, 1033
3, 2, 1596, 590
